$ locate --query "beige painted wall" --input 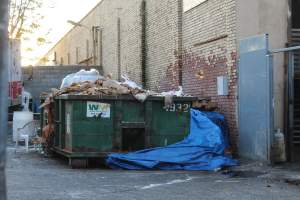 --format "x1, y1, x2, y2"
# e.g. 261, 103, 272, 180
237, 0, 289, 131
